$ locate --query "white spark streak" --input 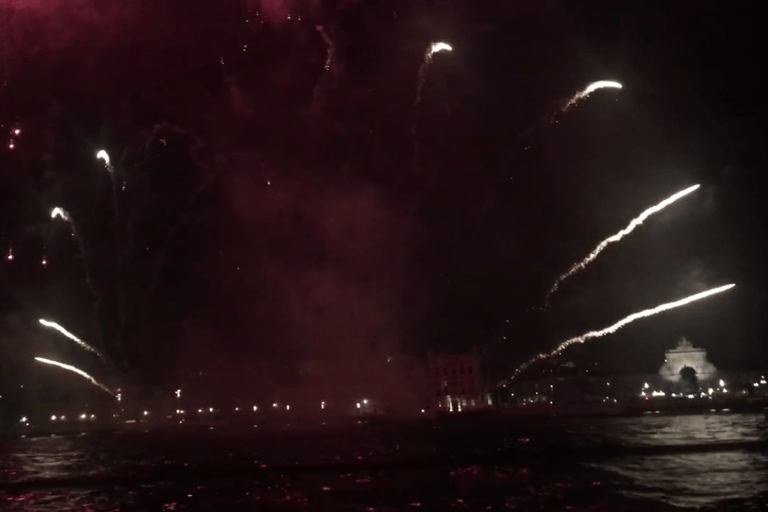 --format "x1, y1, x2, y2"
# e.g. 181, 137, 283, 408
514, 284, 735, 378
412, 41, 453, 161
51, 207, 70, 221
563, 80, 622, 111
427, 42, 452, 59
547, 184, 700, 302
96, 150, 111, 168
38, 319, 107, 361
34, 357, 114, 396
